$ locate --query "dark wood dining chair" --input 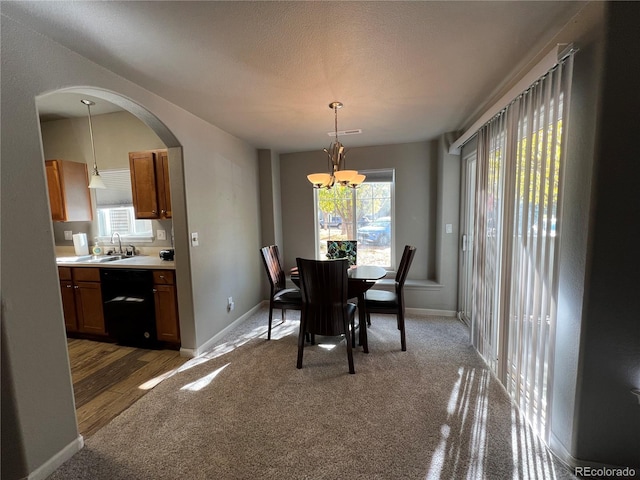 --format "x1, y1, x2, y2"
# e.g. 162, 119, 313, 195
296, 258, 356, 374
260, 245, 302, 340
364, 245, 416, 351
